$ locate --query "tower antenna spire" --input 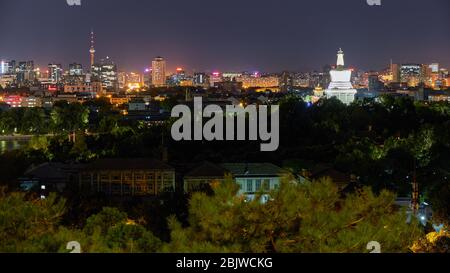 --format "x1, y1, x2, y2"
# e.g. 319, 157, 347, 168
89, 29, 96, 68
